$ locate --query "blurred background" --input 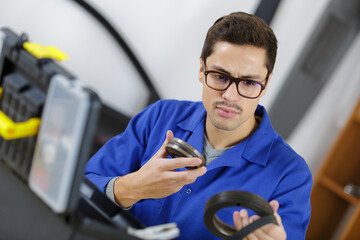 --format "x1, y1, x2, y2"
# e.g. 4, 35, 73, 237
1, 0, 358, 174
0, 0, 359, 238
